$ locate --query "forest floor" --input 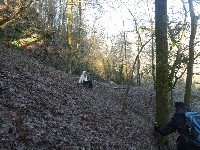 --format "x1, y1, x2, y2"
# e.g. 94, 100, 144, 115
0, 46, 167, 150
